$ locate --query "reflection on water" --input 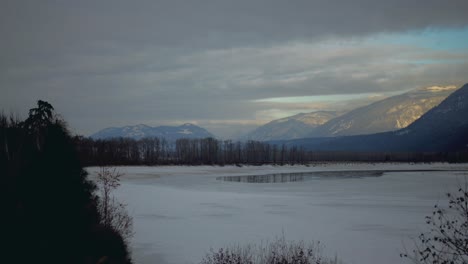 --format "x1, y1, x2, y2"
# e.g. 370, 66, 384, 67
217, 170, 384, 183
218, 174, 306, 183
